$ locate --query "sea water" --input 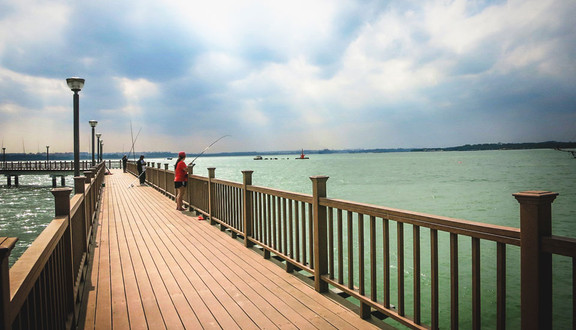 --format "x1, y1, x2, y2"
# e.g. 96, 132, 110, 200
1, 149, 574, 328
